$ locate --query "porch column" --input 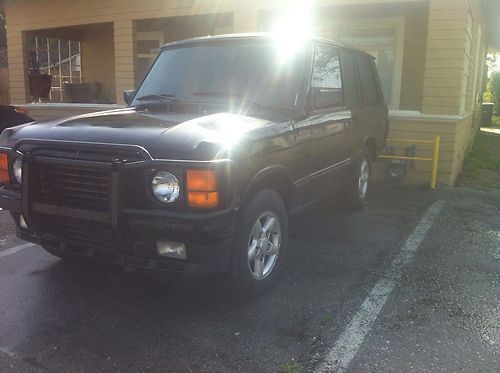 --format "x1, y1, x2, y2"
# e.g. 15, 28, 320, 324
421, 0, 469, 115
233, 9, 260, 33
114, 20, 136, 105
6, 30, 28, 104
